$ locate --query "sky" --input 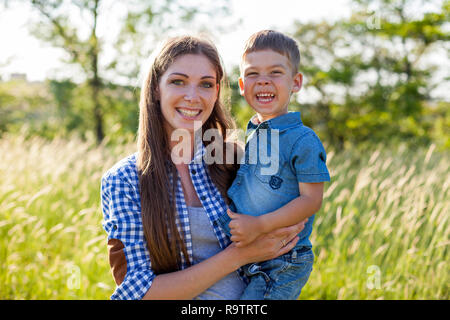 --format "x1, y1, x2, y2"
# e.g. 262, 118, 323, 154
0, 0, 353, 82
